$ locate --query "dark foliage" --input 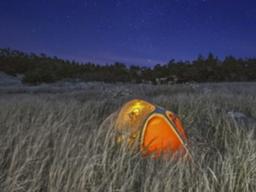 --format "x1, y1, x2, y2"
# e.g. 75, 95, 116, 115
0, 48, 255, 84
